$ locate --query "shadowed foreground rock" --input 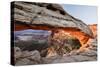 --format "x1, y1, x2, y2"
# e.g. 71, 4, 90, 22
14, 32, 97, 65
14, 48, 41, 65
